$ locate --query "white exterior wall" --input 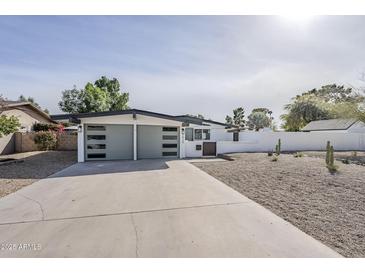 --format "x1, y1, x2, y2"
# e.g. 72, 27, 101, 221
184, 122, 232, 157
217, 131, 365, 154
77, 125, 84, 162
